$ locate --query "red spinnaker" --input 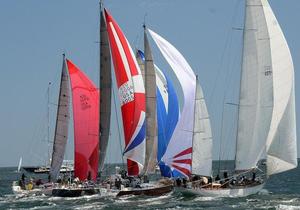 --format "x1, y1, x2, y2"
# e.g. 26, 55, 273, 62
67, 59, 99, 181
104, 9, 146, 176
